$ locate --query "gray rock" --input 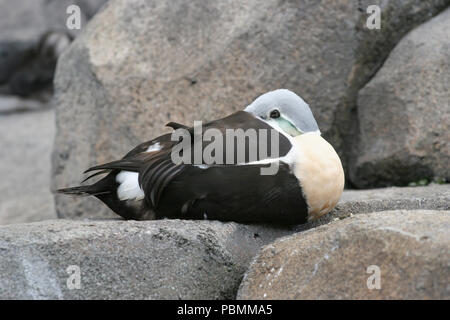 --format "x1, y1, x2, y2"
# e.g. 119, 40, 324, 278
0, 219, 291, 299
0, 95, 50, 114
0, 0, 107, 41
0, 0, 107, 98
0, 41, 33, 85
52, 0, 449, 219
350, 8, 450, 188
298, 183, 450, 231
238, 210, 450, 299
0, 109, 56, 225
